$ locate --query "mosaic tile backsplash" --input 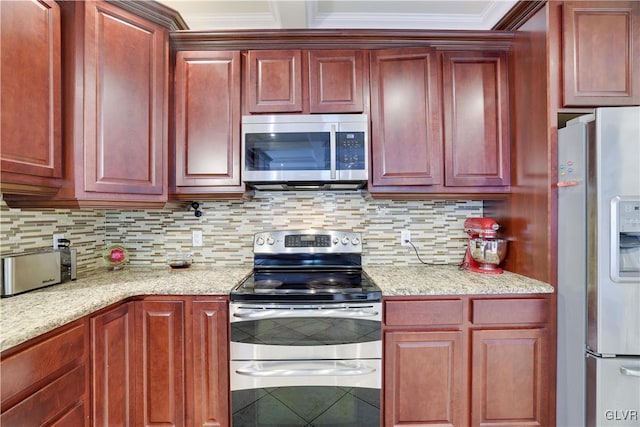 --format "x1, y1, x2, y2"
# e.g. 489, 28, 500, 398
1, 192, 482, 274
